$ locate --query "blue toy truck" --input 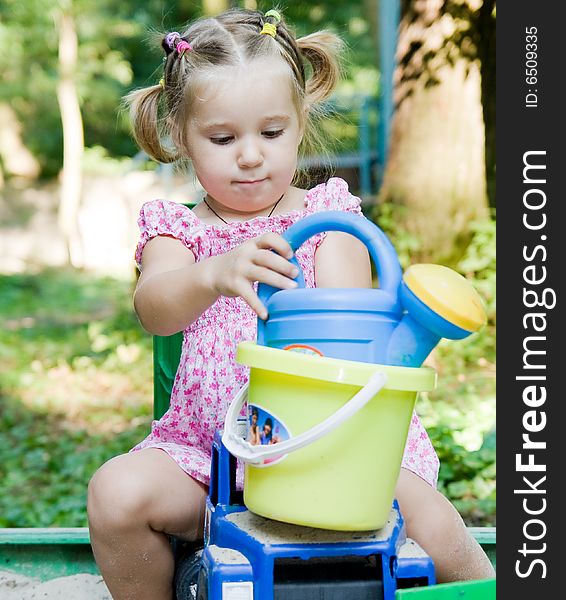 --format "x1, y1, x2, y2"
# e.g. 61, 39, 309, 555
173, 428, 435, 600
